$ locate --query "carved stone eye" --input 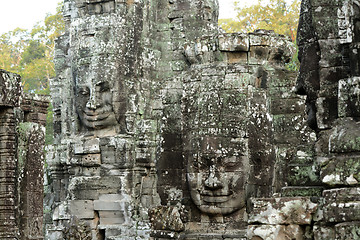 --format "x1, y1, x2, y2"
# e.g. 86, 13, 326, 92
99, 86, 109, 93
77, 87, 90, 96
98, 82, 110, 93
